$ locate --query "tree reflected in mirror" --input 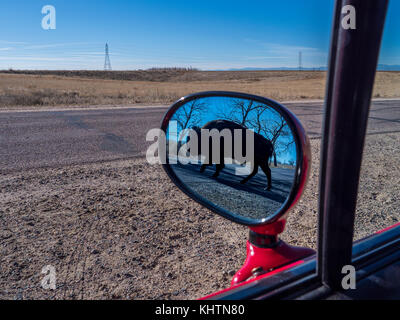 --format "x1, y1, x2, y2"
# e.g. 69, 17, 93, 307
165, 95, 298, 224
